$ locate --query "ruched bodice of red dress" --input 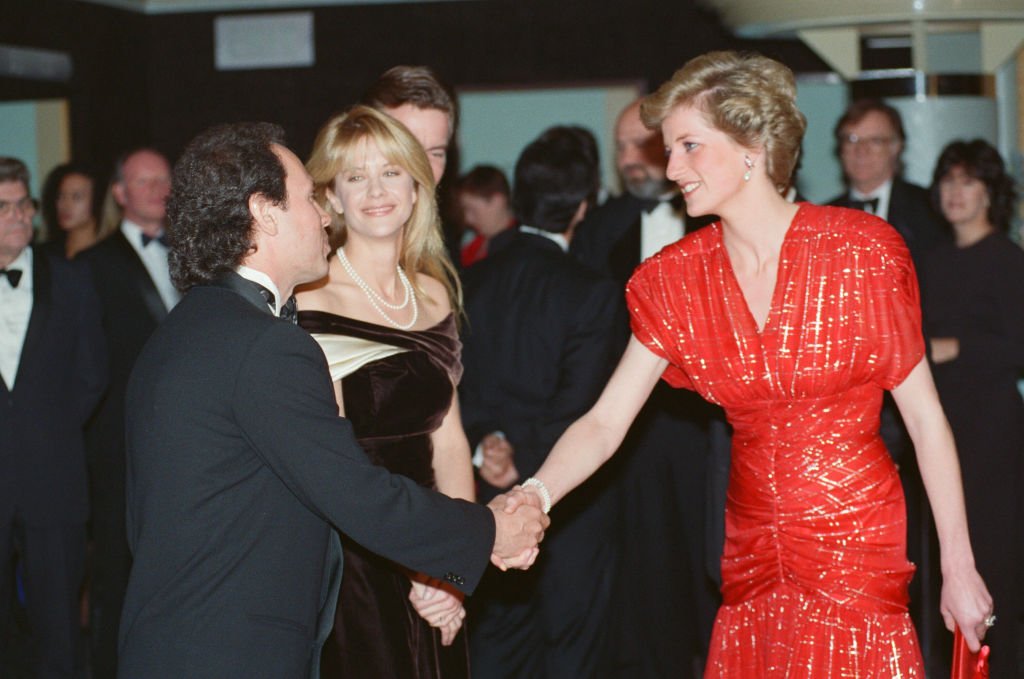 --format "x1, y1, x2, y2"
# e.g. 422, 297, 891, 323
627, 204, 926, 677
